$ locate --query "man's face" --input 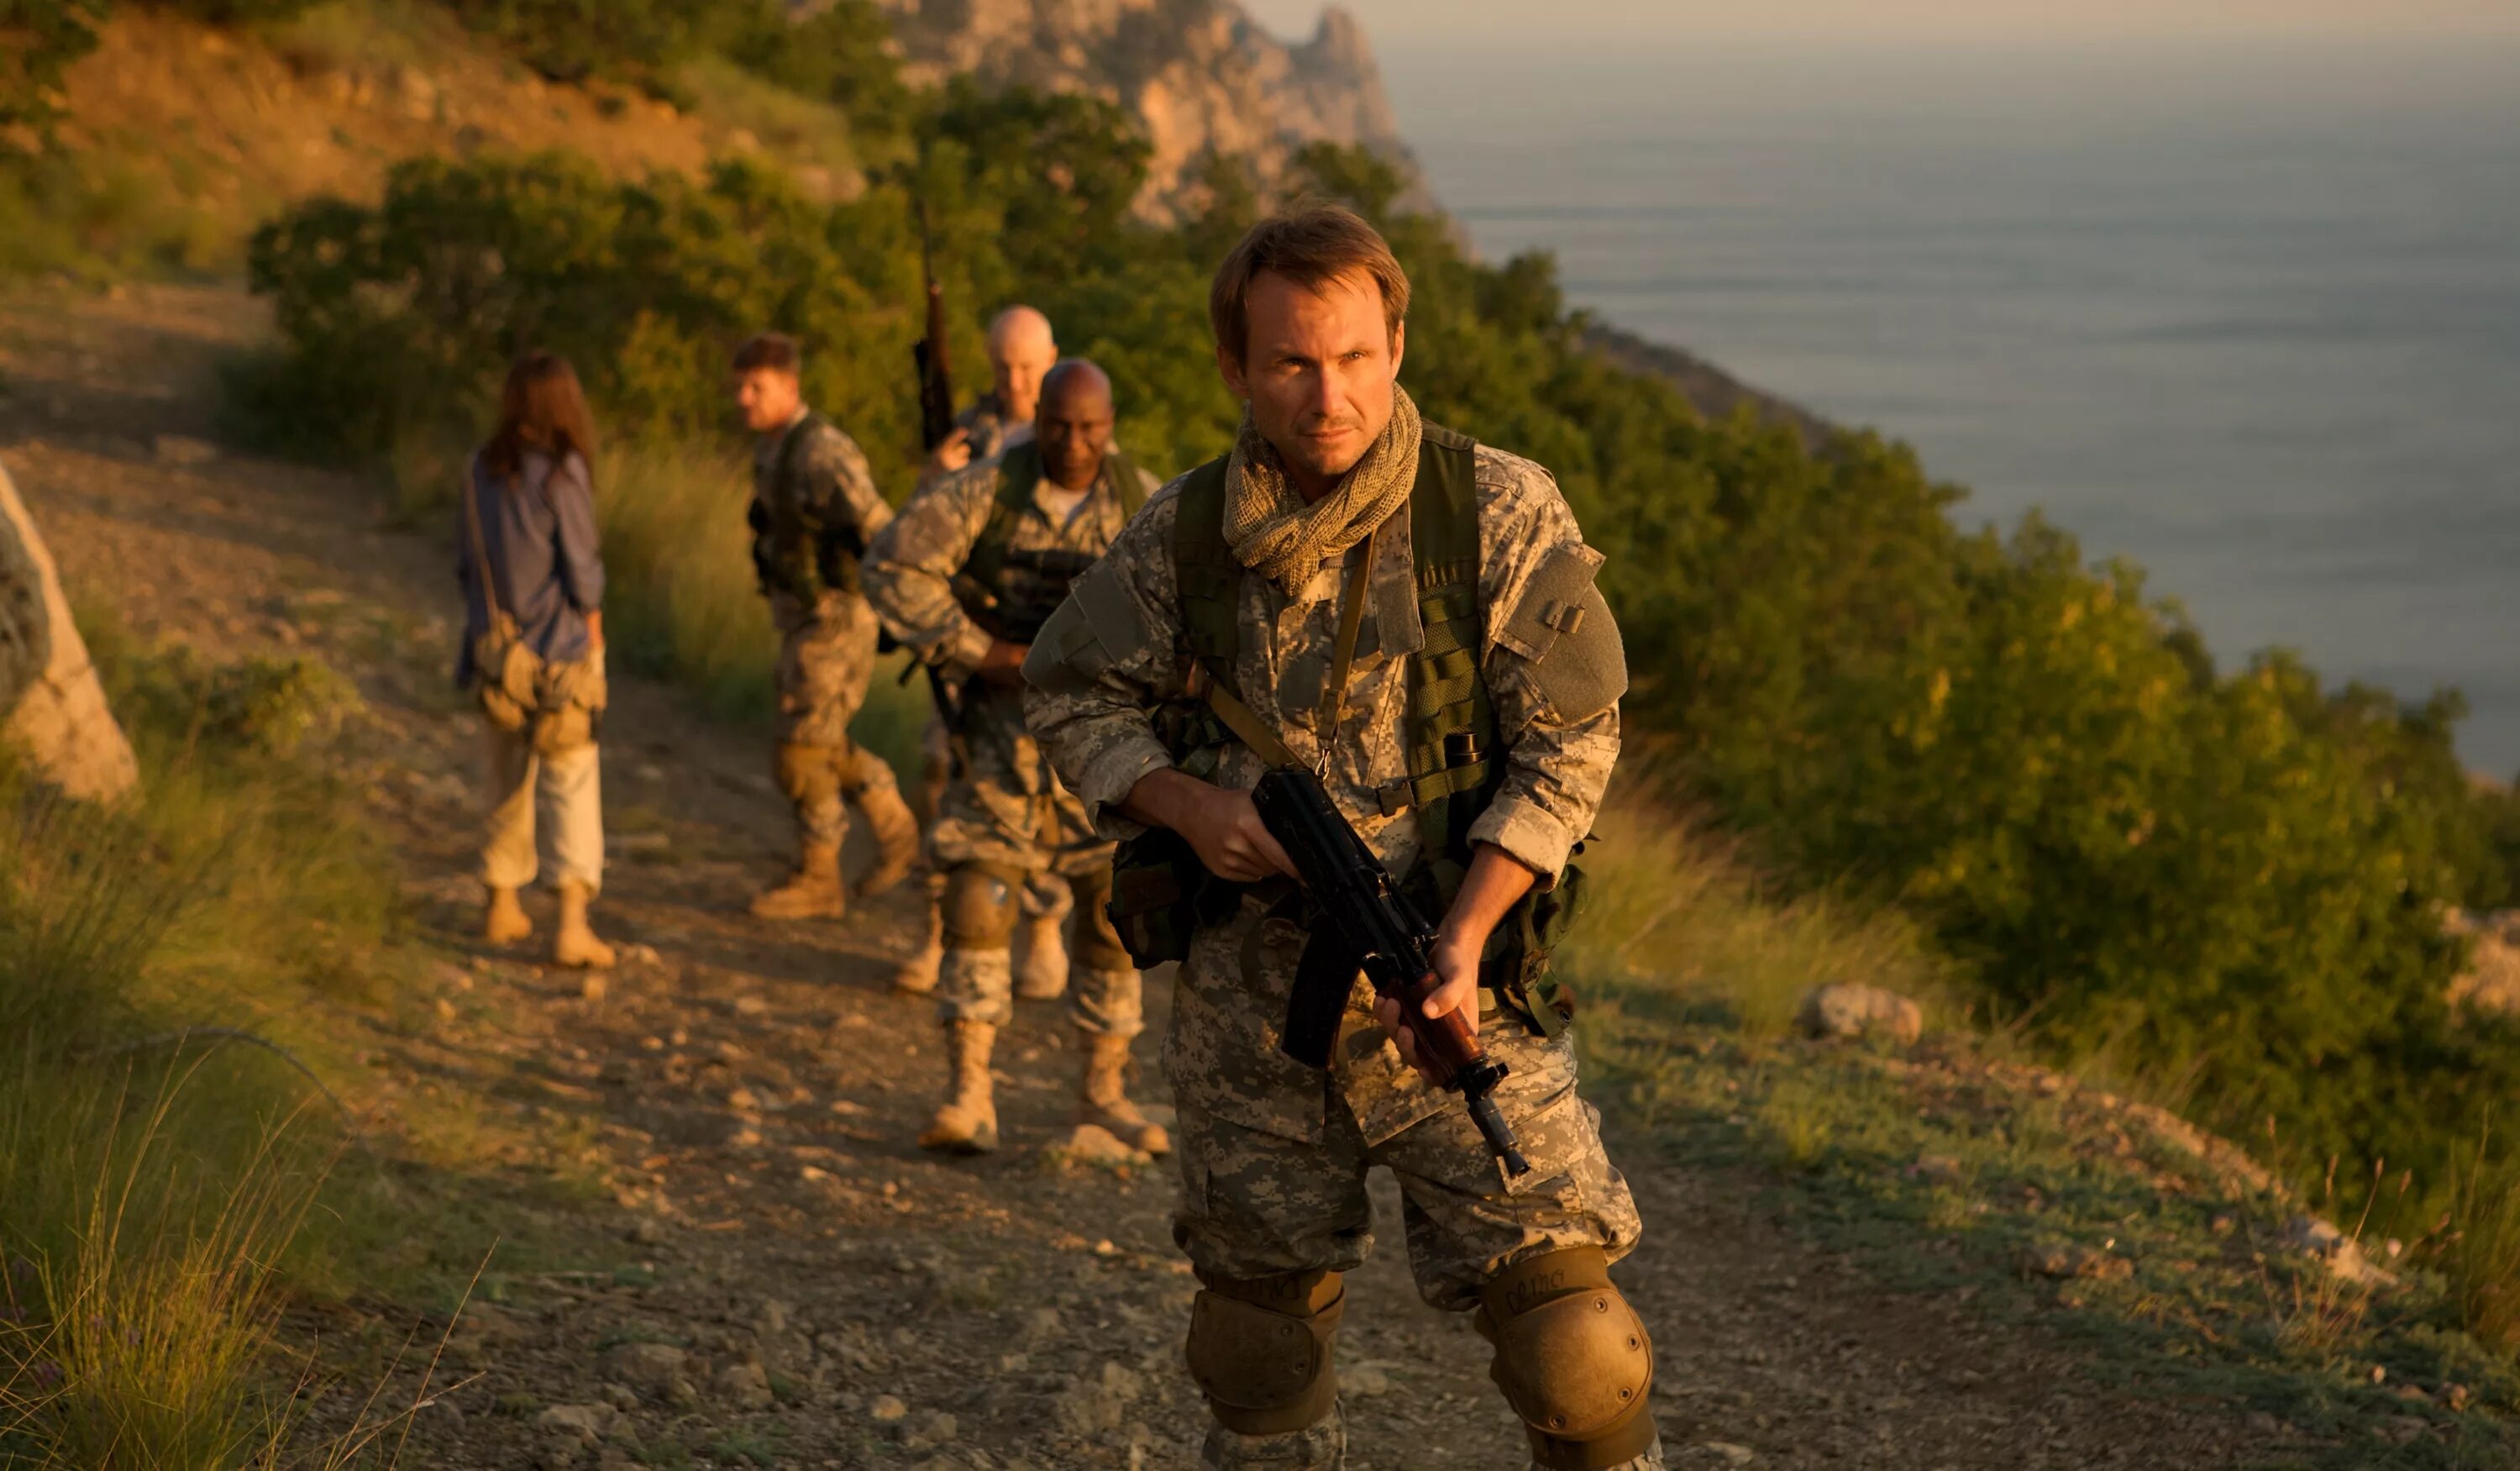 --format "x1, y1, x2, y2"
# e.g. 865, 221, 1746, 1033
991, 323, 1059, 426
1218, 269, 1404, 496
734, 367, 801, 434
1037, 379, 1116, 491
